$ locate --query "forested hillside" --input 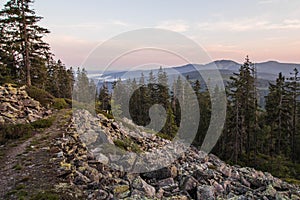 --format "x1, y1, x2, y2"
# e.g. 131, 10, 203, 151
96, 58, 300, 183
0, 0, 300, 199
